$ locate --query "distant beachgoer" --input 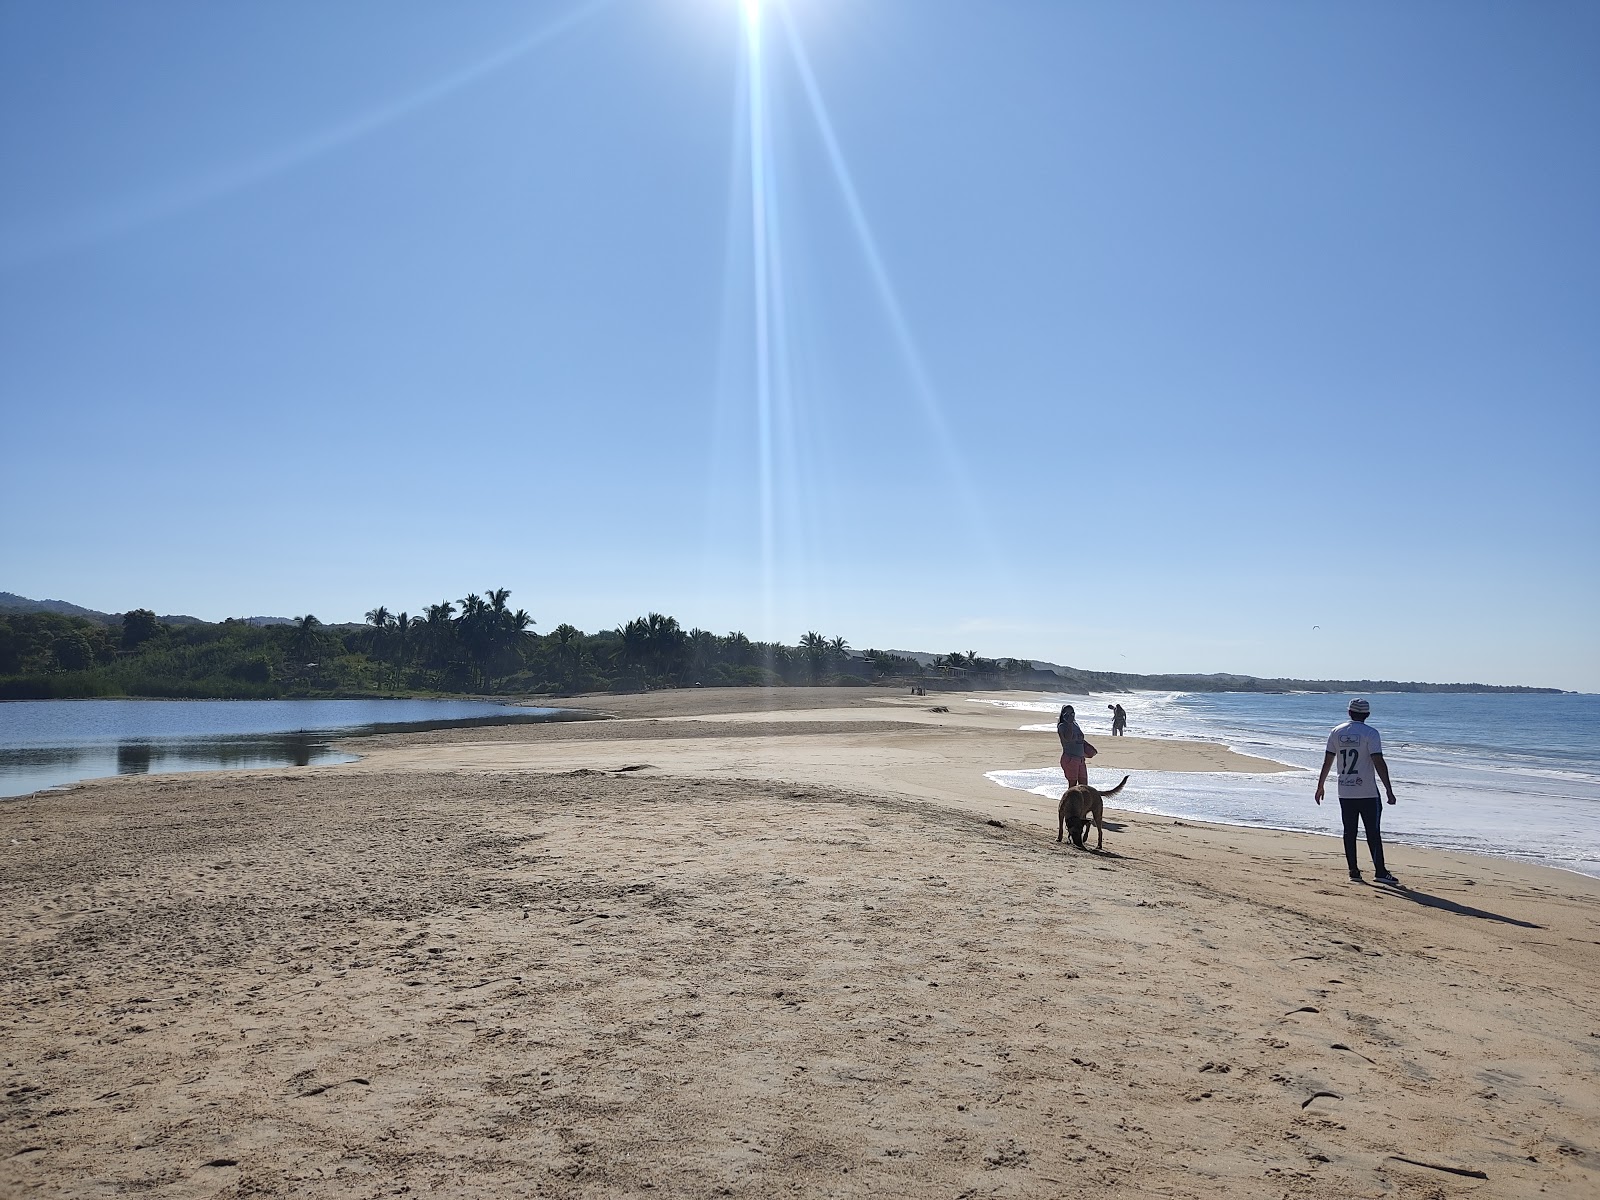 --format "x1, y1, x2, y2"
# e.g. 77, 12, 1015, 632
1057, 704, 1089, 787
1109, 703, 1127, 736
1314, 698, 1399, 884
